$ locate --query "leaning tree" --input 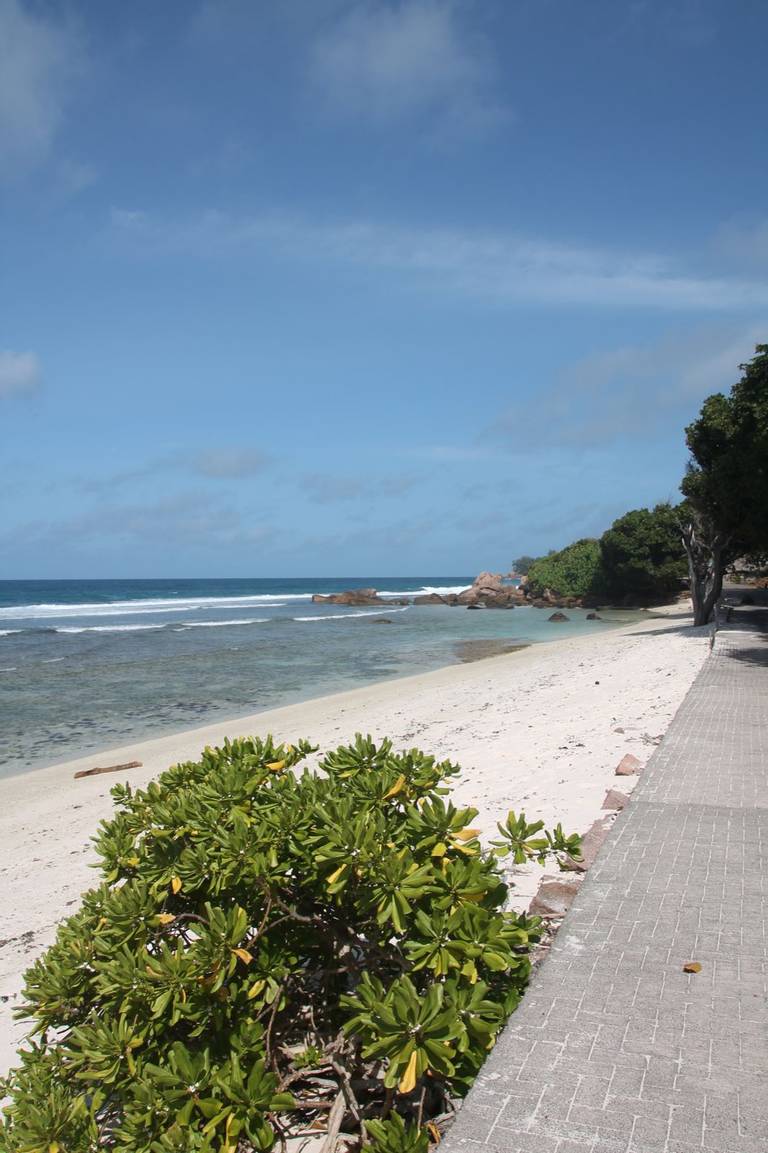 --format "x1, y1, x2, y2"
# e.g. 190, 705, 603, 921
681, 344, 768, 625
